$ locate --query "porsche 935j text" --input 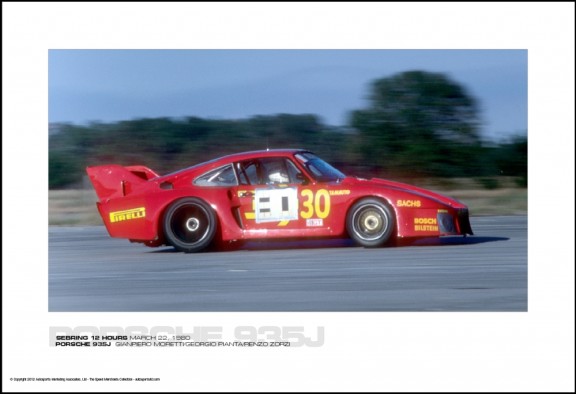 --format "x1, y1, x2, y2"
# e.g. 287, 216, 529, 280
86, 149, 473, 253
